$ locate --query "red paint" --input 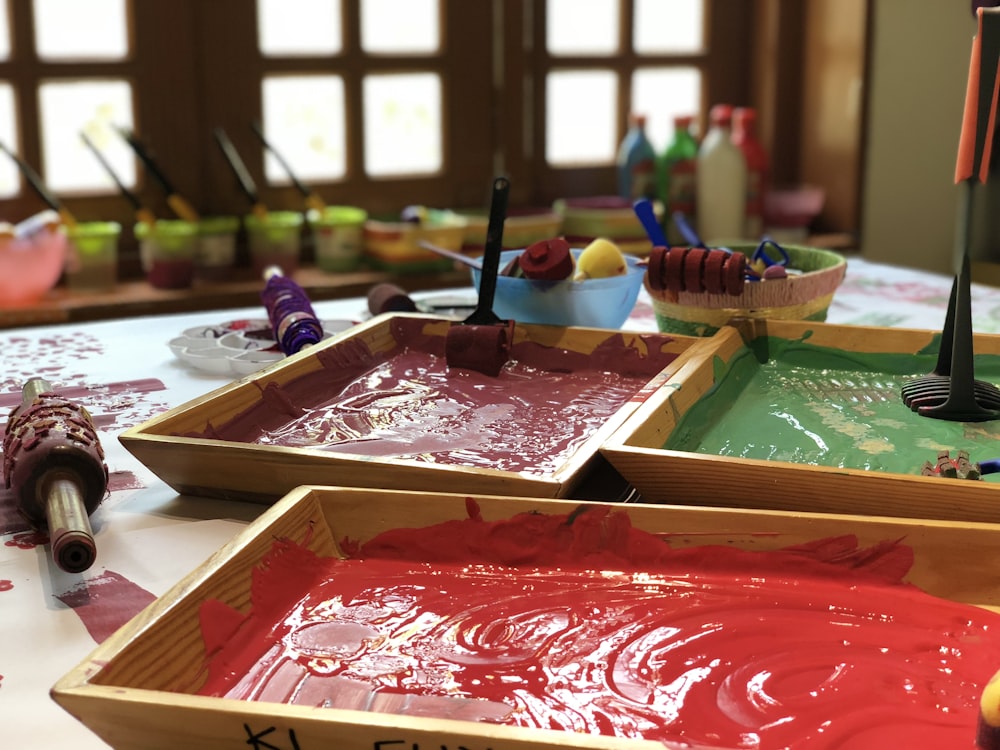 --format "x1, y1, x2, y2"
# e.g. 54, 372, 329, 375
197, 319, 679, 477
0, 580, 12, 591
197, 506, 1000, 748
56, 570, 156, 643
5, 530, 49, 549
147, 258, 195, 289
108, 470, 145, 492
